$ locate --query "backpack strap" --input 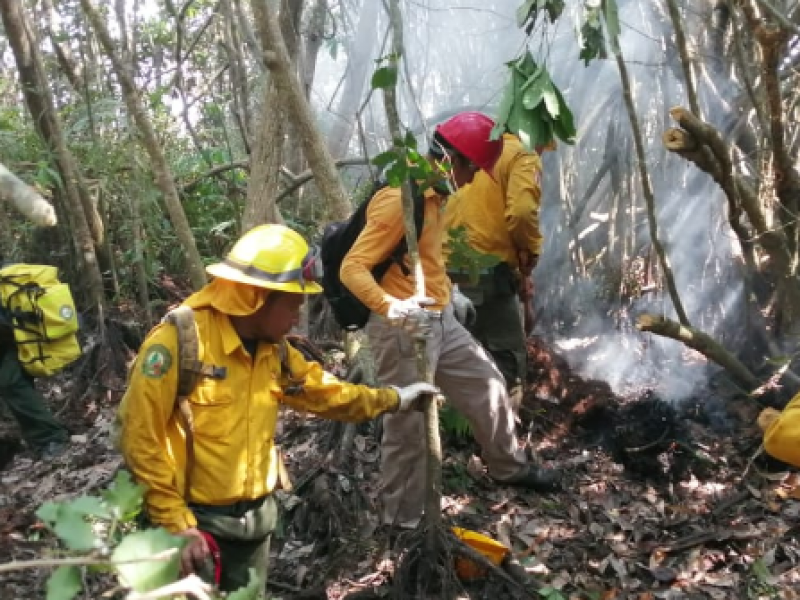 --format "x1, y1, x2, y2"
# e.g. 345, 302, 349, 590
162, 306, 226, 502
163, 306, 295, 498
